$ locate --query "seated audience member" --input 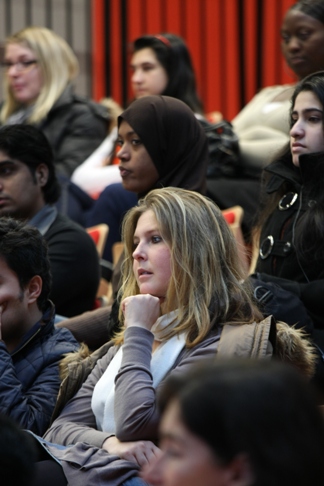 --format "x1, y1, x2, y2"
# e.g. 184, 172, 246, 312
142, 359, 324, 486
0, 413, 37, 486
0, 26, 109, 178
0, 218, 79, 434
0, 125, 100, 317
251, 70, 324, 390
29, 188, 313, 486
71, 97, 124, 198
